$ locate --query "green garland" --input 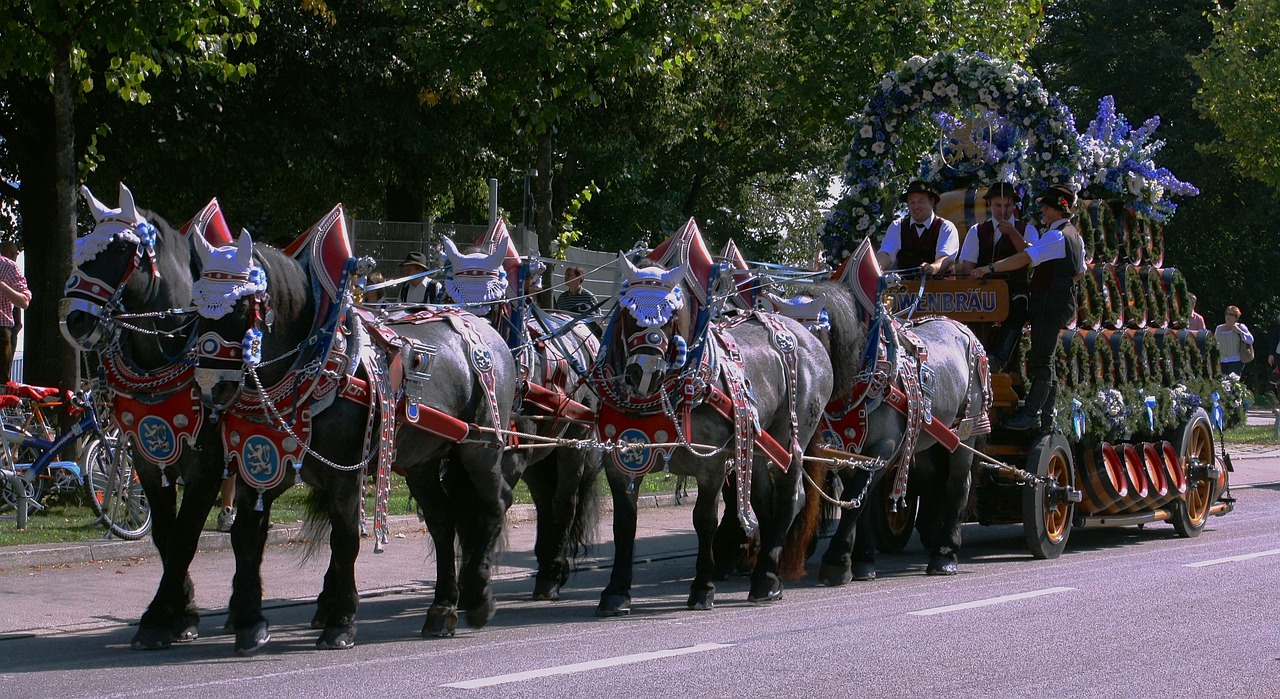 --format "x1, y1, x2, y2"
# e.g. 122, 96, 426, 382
1143, 217, 1163, 267
1121, 265, 1148, 329
1097, 264, 1124, 329
1137, 329, 1166, 384
1141, 265, 1168, 328
1162, 268, 1192, 328
1206, 334, 1222, 376
1091, 330, 1118, 388
1073, 203, 1097, 265
1086, 200, 1118, 264
1180, 330, 1206, 378
1110, 330, 1140, 384
1061, 330, 1091, 388
1077, 265, 1103, 329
